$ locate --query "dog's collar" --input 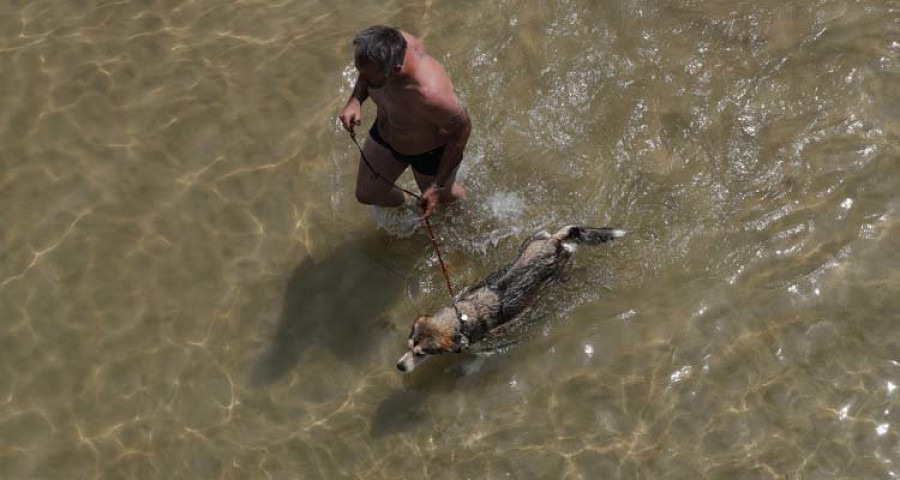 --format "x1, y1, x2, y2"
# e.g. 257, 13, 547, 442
455, 312, 471, 351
